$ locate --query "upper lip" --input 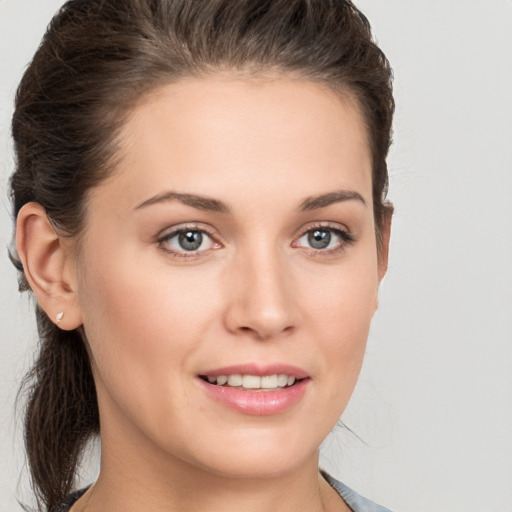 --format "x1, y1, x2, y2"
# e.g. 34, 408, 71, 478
198, 363, 309, 380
